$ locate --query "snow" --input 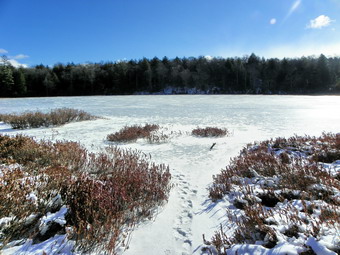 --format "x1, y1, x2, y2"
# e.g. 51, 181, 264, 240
226, 242, 303, 255
2, 235, 75, 255
27, 192, 38, 204
322, 161, 340, 177
0, 217, 14, 228
318, 234, 340, 252
1, 95, 340, 255
306, 237, 338, 255
40, 206, 68, 228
